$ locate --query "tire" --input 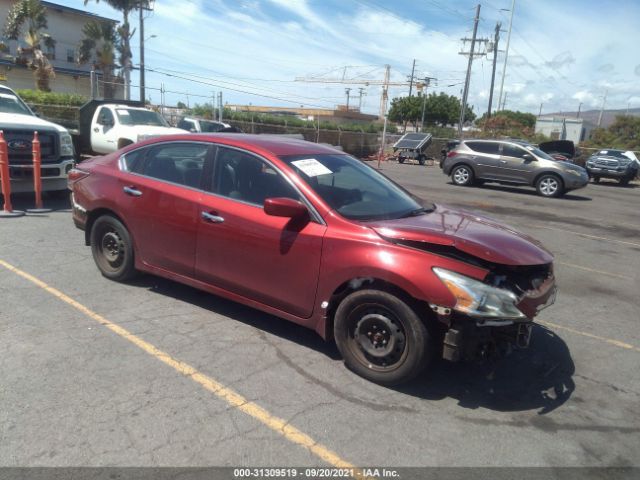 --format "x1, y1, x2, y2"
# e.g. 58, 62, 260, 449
592, 176, 600, 183
418, 156, 426, 166
451, 164, 474, 186
619, 177, 630, 186
398, 156, 405, 164
334, 289, 432, 386
90, 215, 137, 281
536, 174, 564, 197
